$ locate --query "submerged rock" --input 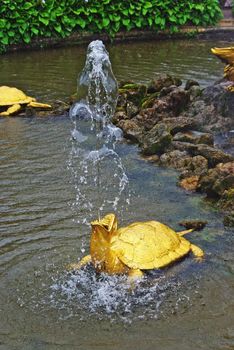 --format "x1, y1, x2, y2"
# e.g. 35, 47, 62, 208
179, 220, 208, 231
